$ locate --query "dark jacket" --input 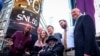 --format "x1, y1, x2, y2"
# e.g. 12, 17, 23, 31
31, 34, 38, 46
39, 43, 64, 56
54, 33, 62, 43
74, 15, 100, 56
30, 34, 38, 55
